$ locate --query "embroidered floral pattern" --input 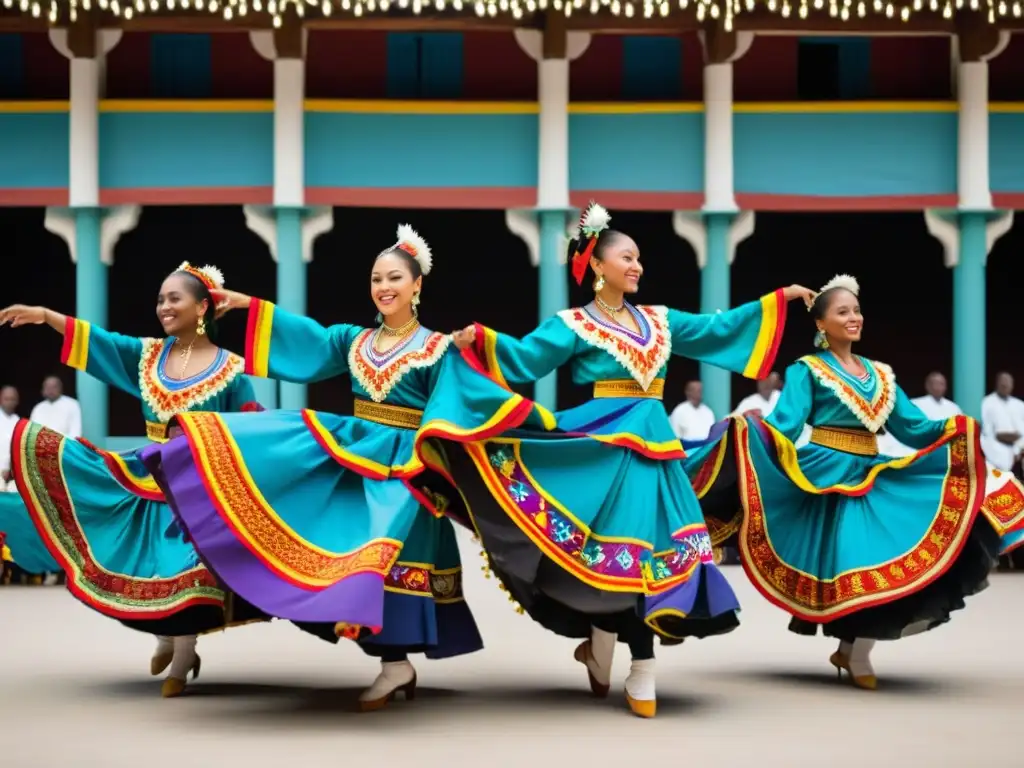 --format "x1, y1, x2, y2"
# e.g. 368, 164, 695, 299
483, 442, 710, 591
981, 466, 1024, 532
385, 564, 464, 602
139, 338, 244, 424
348, 328, 450, 403
557, 305, 671, 391
801, 354, 896, 433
